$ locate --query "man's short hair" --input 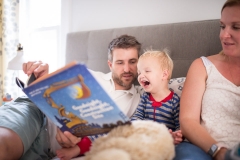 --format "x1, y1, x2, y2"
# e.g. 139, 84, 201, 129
108, 35, 141, 61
